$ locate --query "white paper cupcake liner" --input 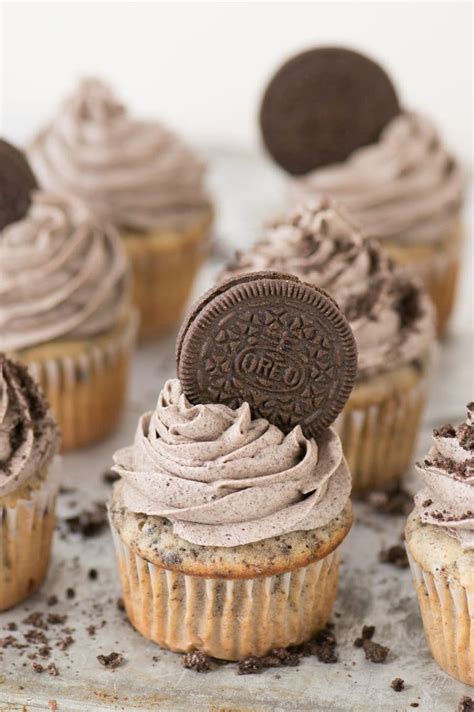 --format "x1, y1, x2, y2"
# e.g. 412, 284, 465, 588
335, 373, 429, 491
0, 459, 60, 611
23, 310, 138, 450
110, 522, 341, 661
407, 551, 474, 685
